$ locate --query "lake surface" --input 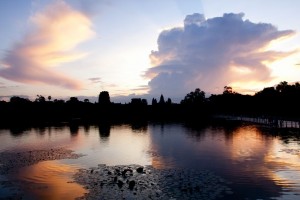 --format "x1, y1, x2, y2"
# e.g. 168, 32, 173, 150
1, 121, 300, 199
